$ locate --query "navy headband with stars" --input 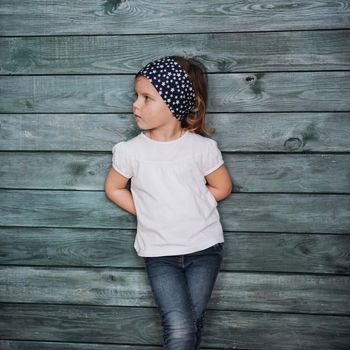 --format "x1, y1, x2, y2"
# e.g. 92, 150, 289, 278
137, 57, 196, 121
